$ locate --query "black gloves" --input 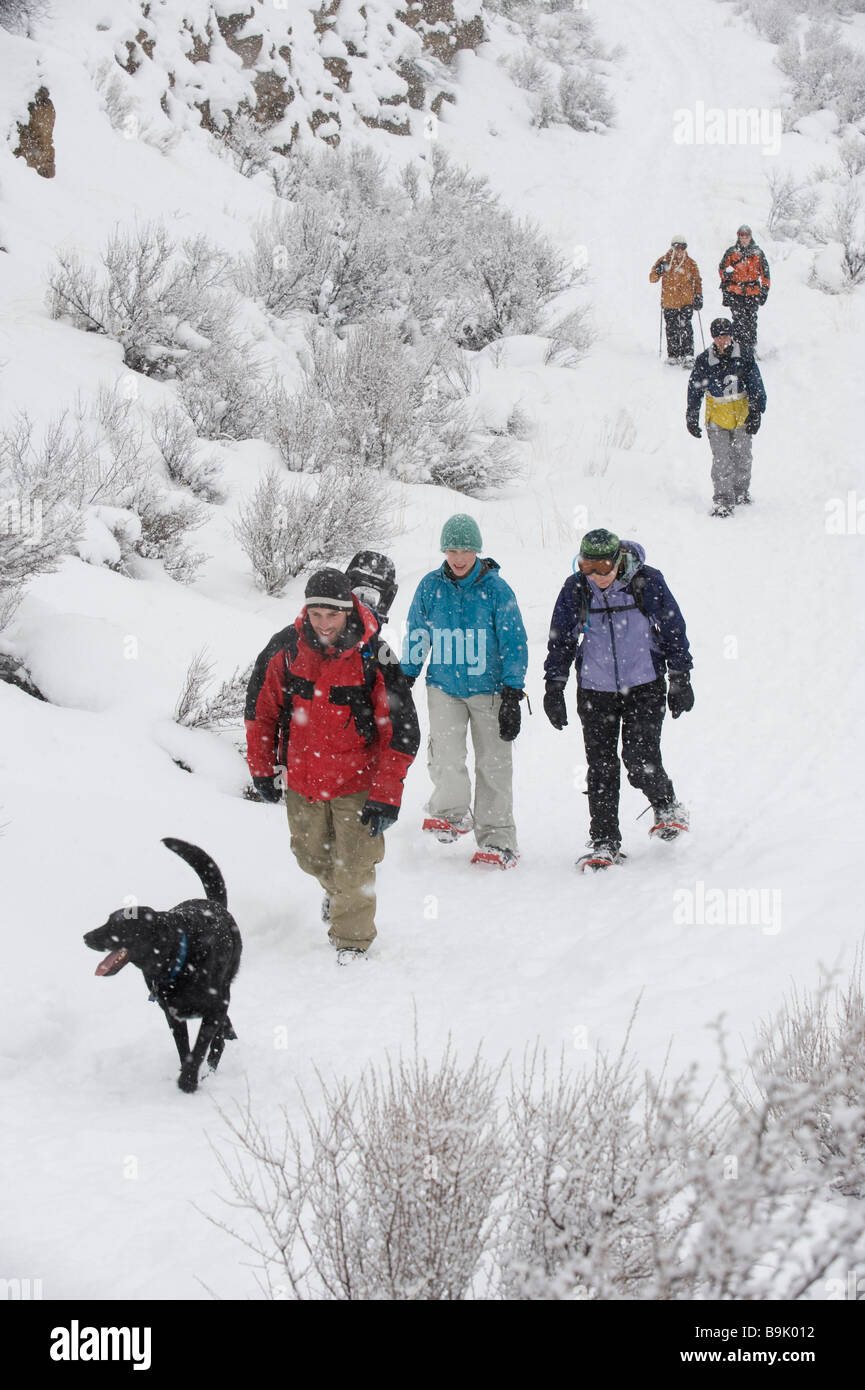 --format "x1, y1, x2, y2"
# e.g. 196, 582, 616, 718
253, 775, 282, 804
498, 686, 524, 741
360, 799, 399, 837
693, 293, 703, 311
744, 409, 761, 435
686, 413, 702, 439
757, 288, 768, 305
655, 260, 669, 275
667, 672, 694, 719
543, 683, 568, 730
